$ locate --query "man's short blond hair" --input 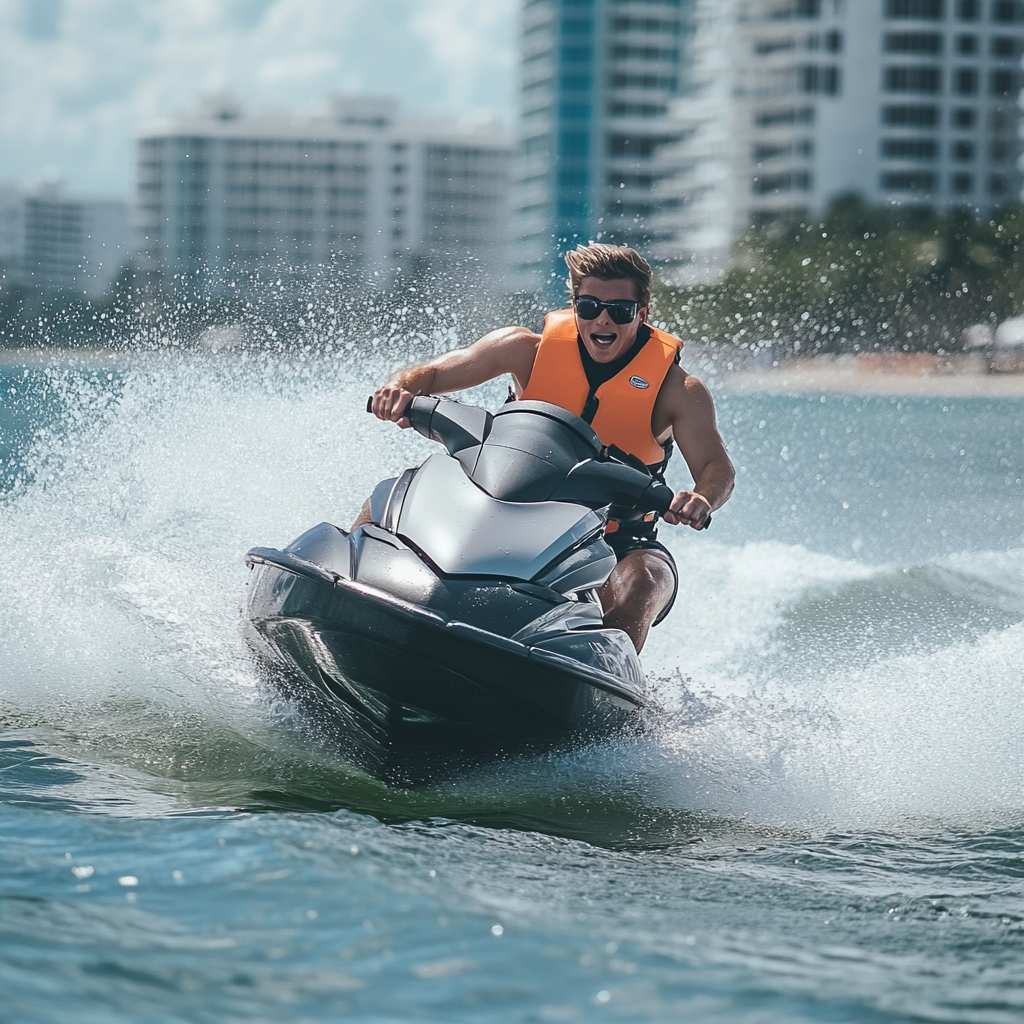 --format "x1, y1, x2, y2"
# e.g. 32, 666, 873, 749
564, 243, 653, 308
